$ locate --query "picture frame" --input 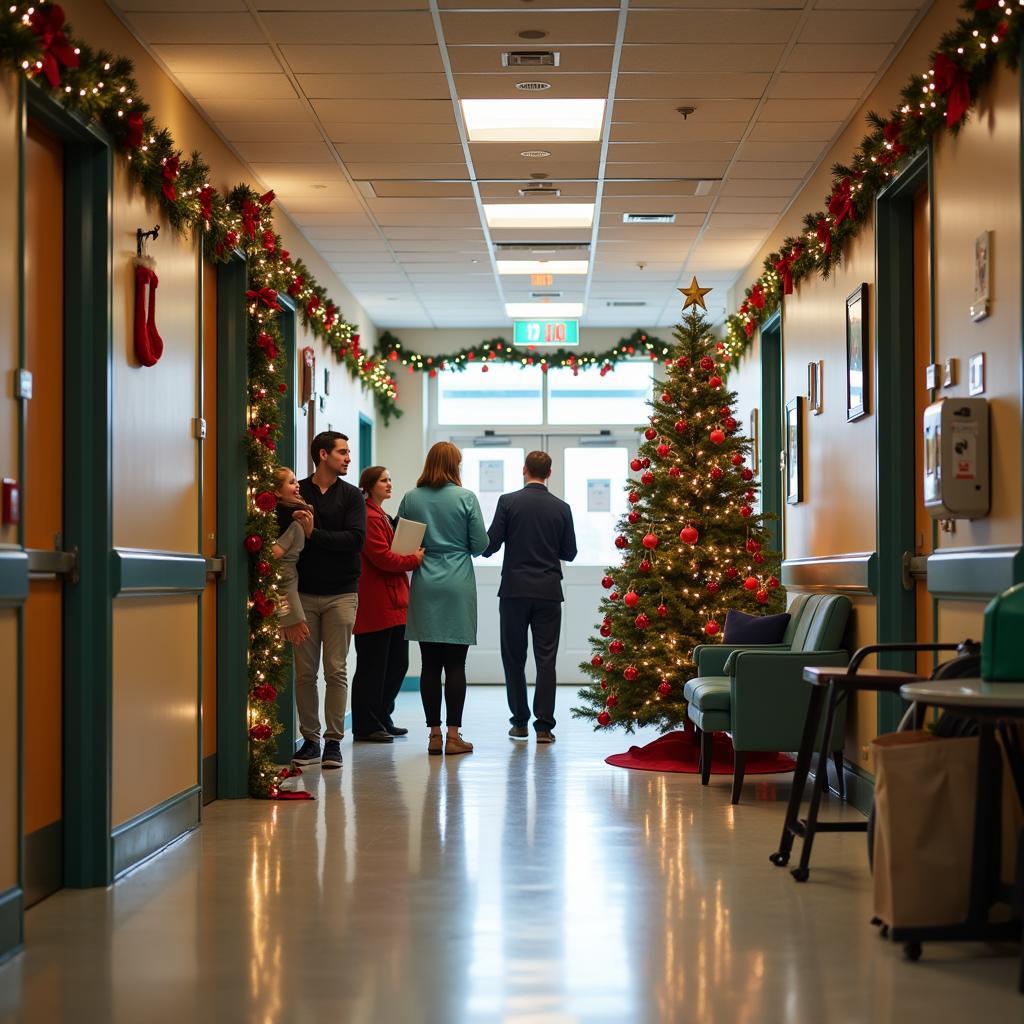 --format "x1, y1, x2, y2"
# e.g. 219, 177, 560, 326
323, 367, 331, 396
846, 283, 868, 422
970, 230, 991, 322
807, 359, 824, 415
748, 407, 759, 468
301, 346, 316, 405
785, 396, 803, 505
